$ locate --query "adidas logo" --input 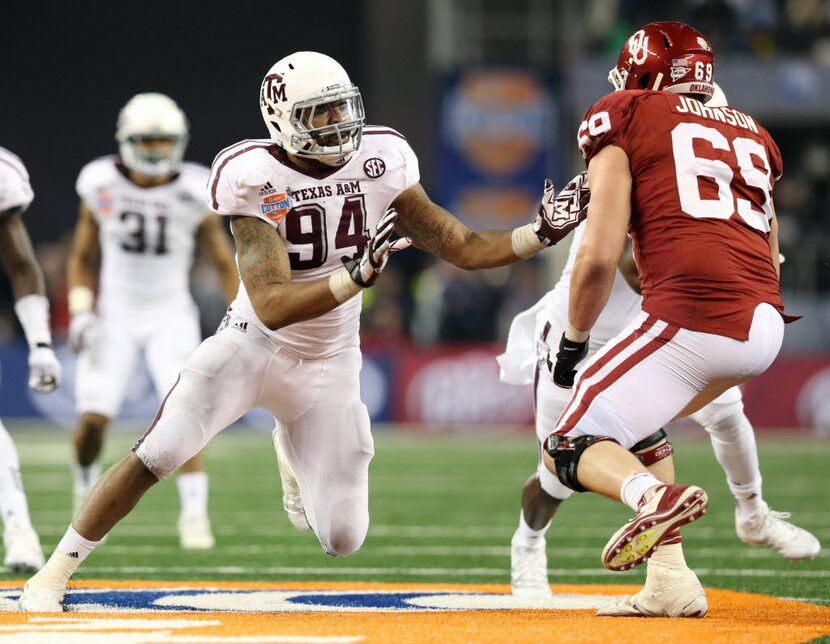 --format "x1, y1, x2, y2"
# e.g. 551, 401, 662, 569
67, 551, 79, 559
258, 181, 277, 197
231, 321, 248, 333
